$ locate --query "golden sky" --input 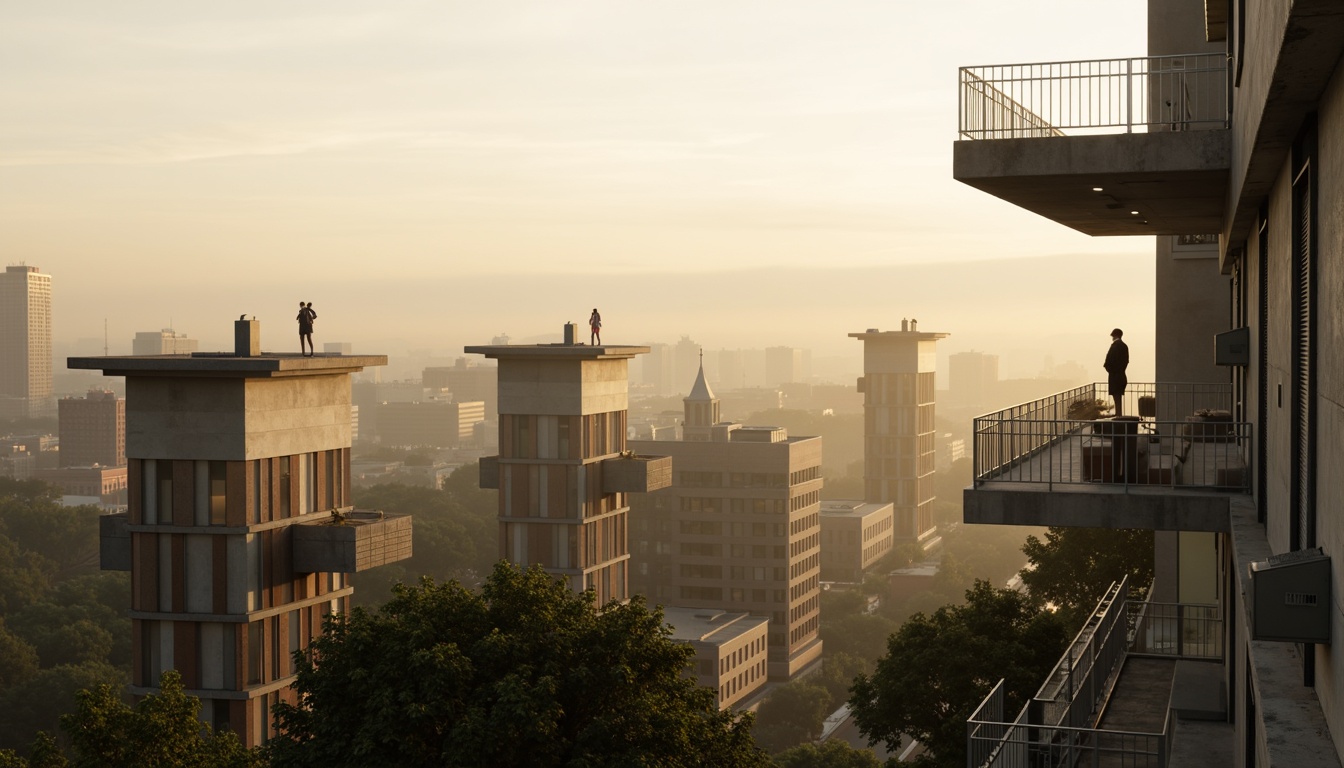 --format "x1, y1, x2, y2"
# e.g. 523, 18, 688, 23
2, 1, 1154, 378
